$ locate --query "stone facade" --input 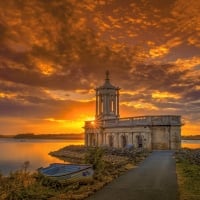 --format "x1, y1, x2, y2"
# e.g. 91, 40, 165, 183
84, 71, 182, 150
